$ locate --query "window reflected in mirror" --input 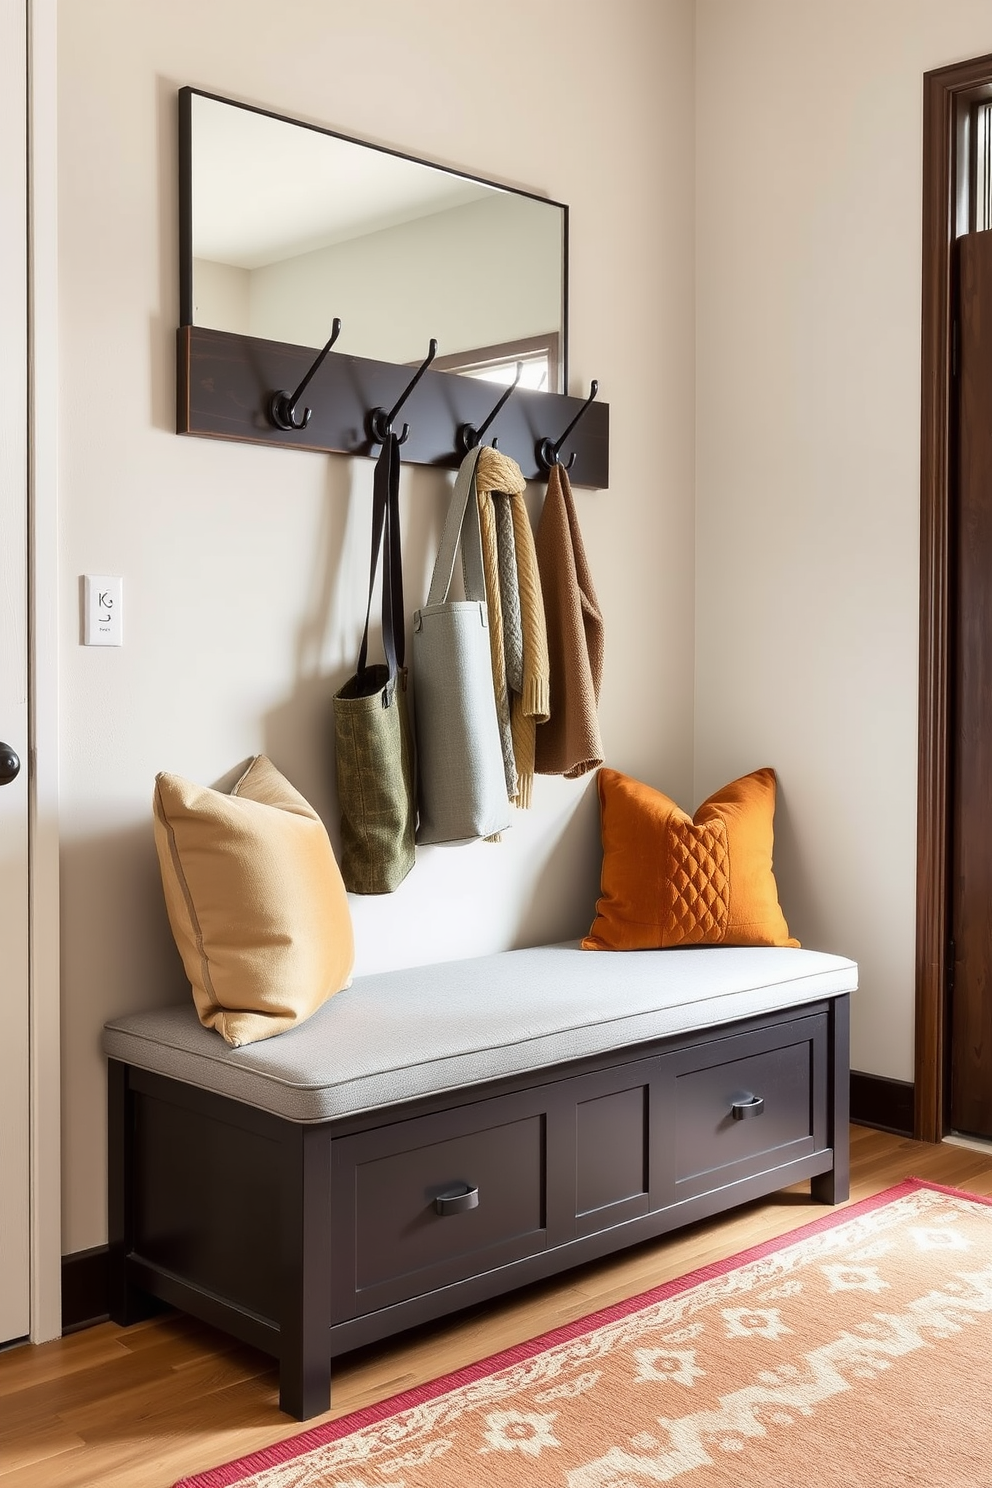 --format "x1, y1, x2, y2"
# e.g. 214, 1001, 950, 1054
433, 334, 559, 393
